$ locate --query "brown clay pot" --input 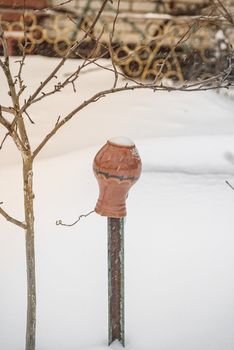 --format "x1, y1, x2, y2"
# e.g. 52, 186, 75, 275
93, 138, 142, 218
